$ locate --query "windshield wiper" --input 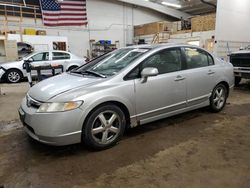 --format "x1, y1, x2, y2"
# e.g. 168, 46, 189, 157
83, 70, 107, 78
70, 70, 106, 78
